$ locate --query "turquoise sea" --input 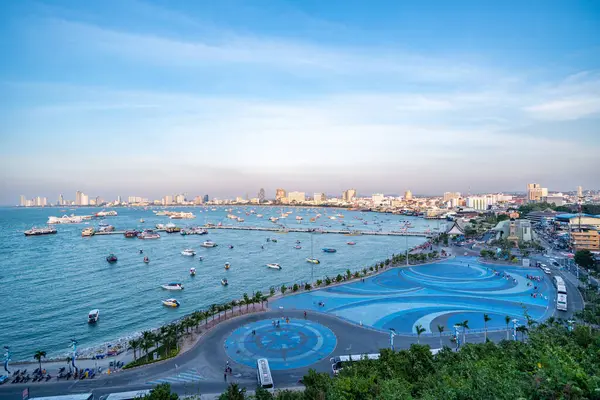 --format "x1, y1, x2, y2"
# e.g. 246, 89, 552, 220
0, 206, 442, 361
